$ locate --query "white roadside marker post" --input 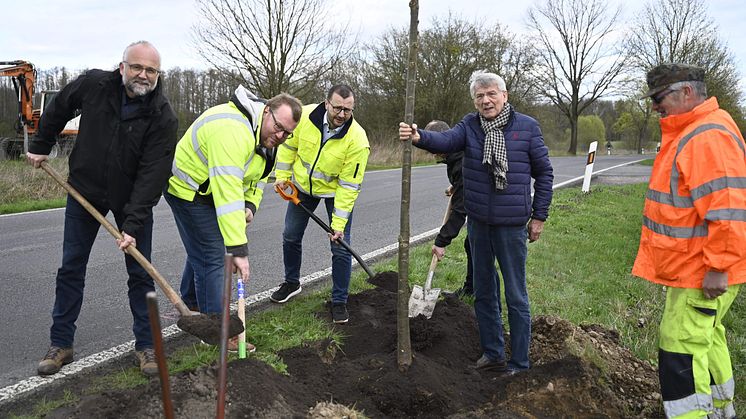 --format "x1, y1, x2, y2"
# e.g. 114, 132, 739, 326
582, 141, 598, 193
